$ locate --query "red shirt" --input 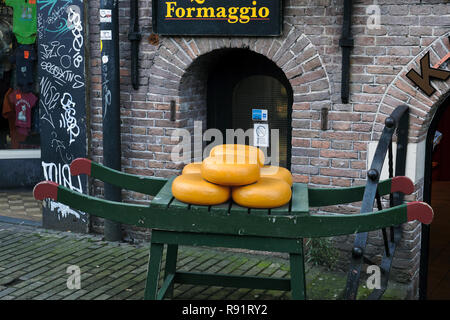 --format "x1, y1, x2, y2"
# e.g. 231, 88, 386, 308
9, 90, 37, 136
2, 88, 27, 148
